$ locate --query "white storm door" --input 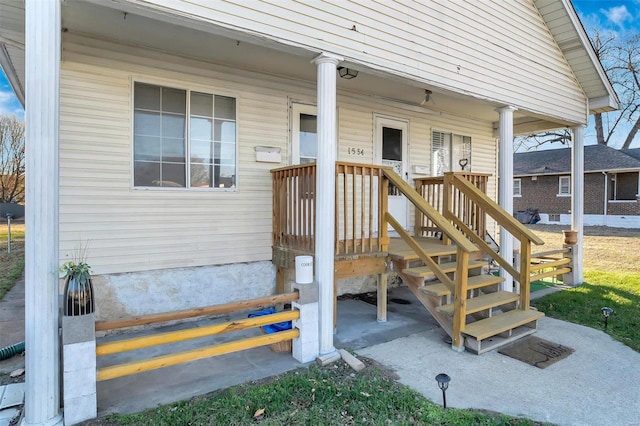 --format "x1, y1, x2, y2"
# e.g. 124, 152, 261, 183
291, 103, 317, 165
375, 116, 409, 230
